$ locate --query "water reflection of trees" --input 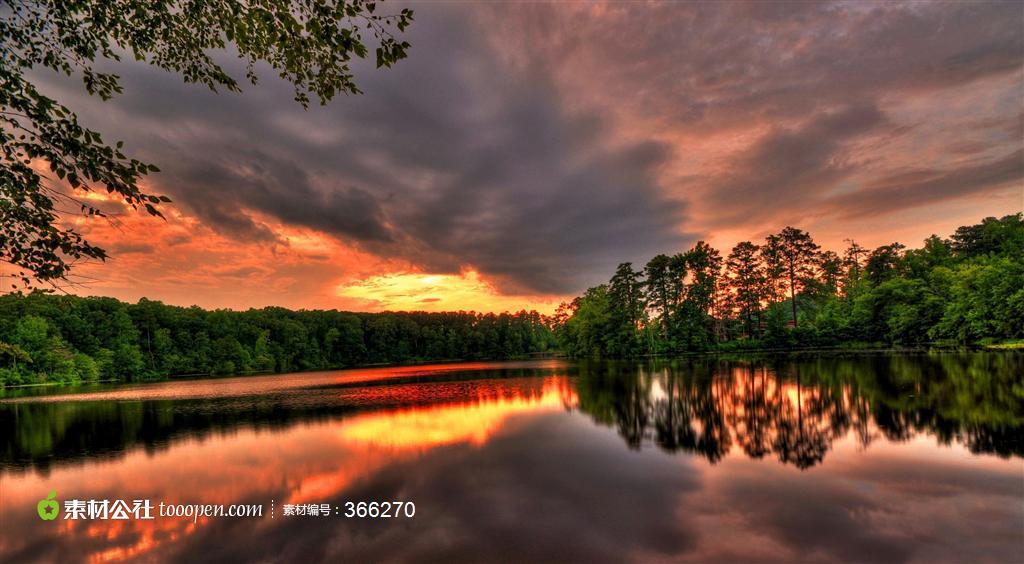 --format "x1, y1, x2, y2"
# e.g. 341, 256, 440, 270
575, 352, 1023, 468
2, 353, 1019, 473
0, 367, 570, 473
